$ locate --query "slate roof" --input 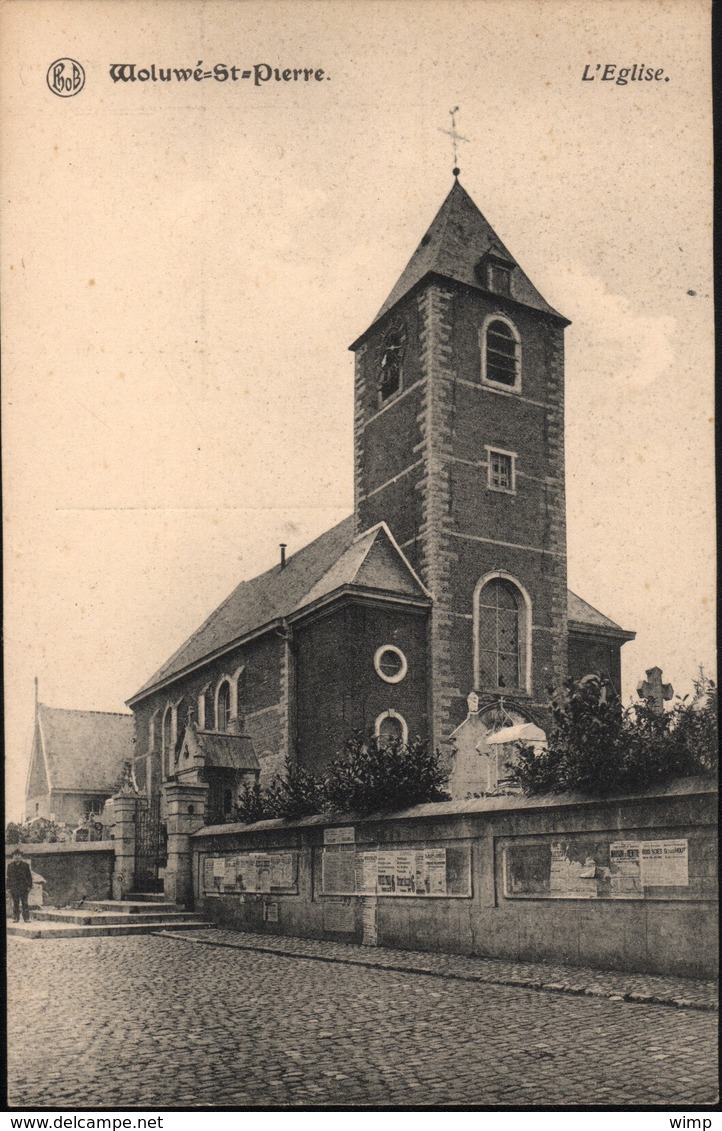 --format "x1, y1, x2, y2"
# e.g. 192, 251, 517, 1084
192, 730, 259, 772
567, 591, 634, 638
37, 705, 134, 792
130, 519, 430, 702
353, 179, 566, 345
